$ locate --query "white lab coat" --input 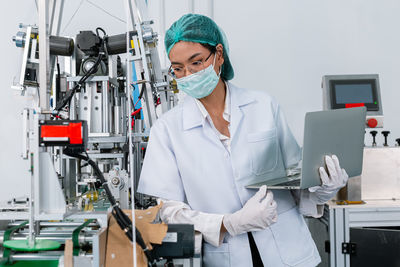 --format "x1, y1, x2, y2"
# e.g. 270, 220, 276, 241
138, 82, 321, 267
